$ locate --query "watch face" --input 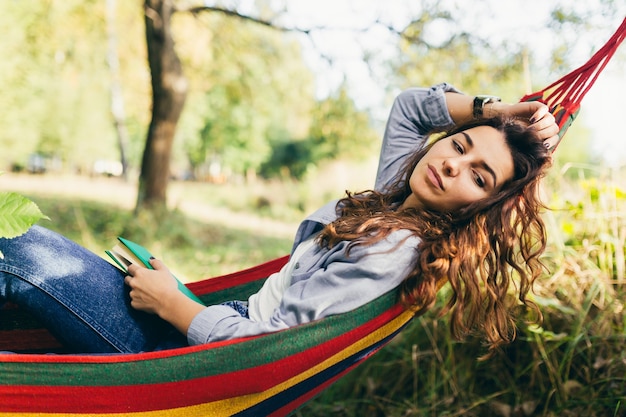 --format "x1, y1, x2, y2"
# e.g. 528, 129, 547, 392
479, 95, 501, 103
473, 96, 501, 119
